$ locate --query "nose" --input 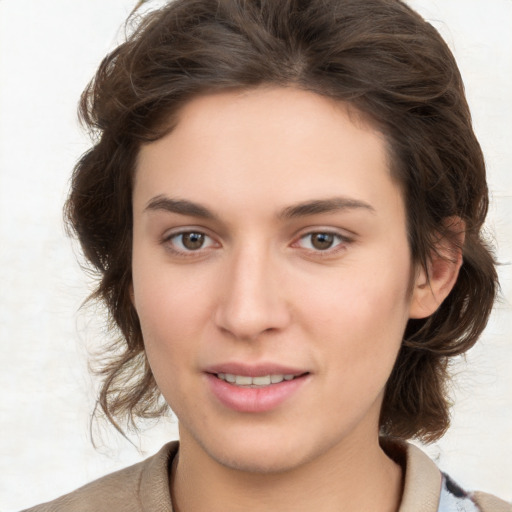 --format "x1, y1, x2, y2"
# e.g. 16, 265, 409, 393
214, 244, 291, 341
